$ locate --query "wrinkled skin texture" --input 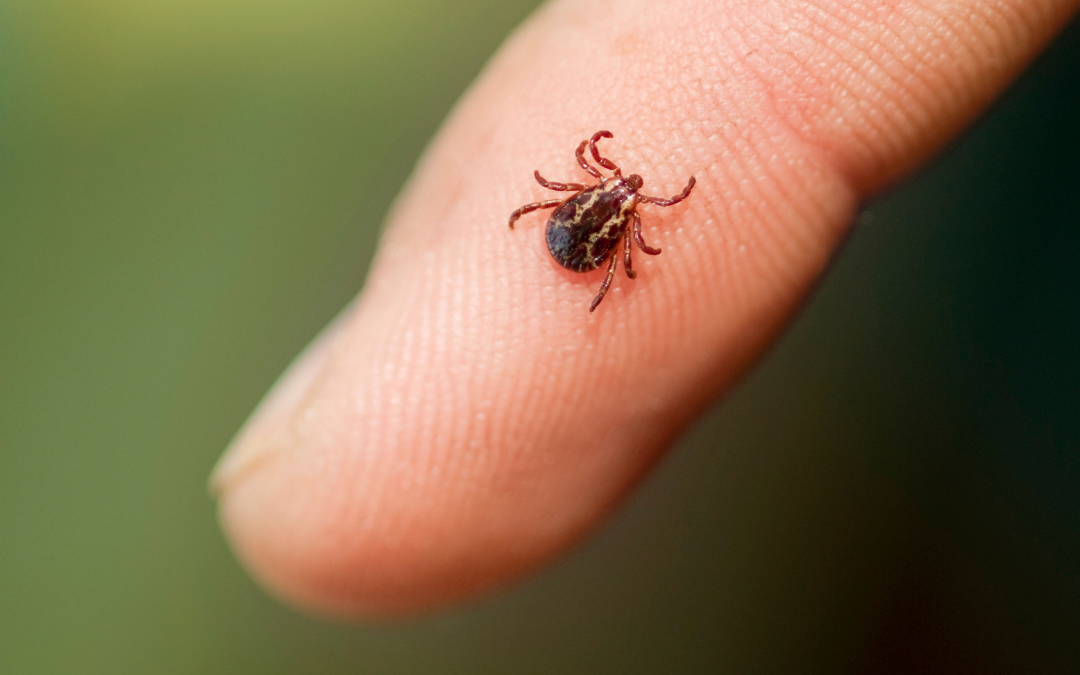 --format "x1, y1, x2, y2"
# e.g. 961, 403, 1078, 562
212, 0, 1080, 617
